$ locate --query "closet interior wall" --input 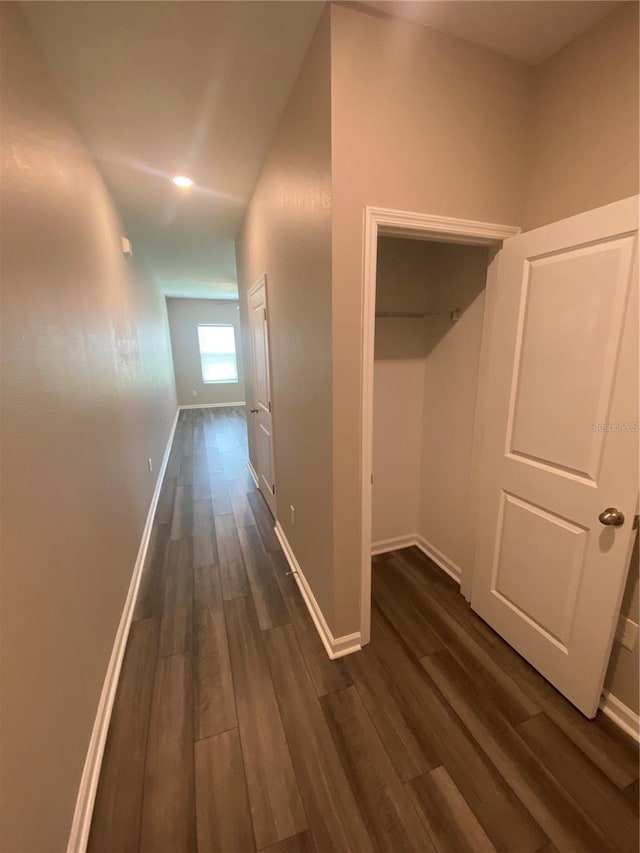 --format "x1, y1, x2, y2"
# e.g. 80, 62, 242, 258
372, 237, 490, 579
